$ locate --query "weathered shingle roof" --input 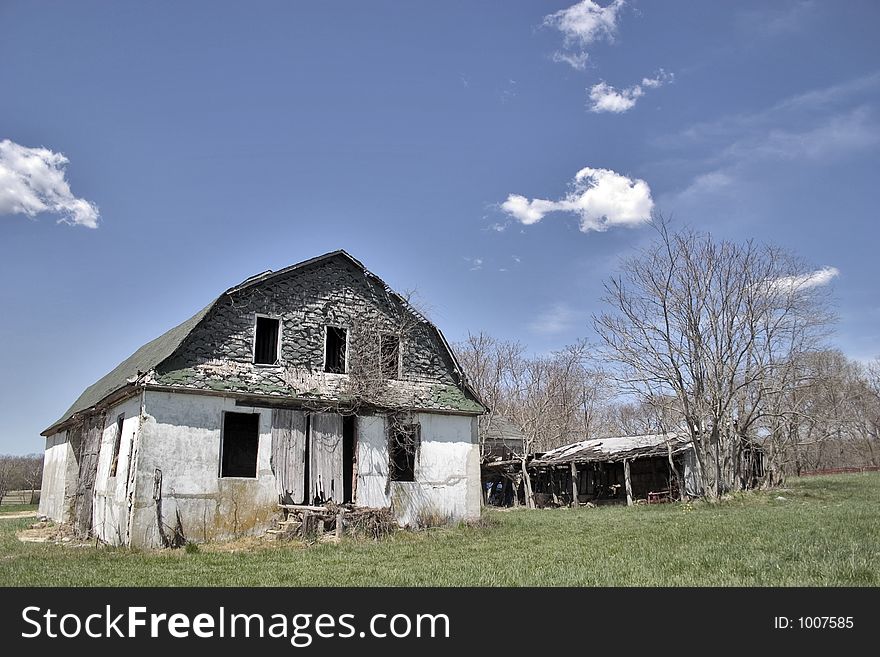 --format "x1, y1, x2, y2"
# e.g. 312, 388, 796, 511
531, 433, 691, 466
44, 300, 217, 434
43, 249, 484, 435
